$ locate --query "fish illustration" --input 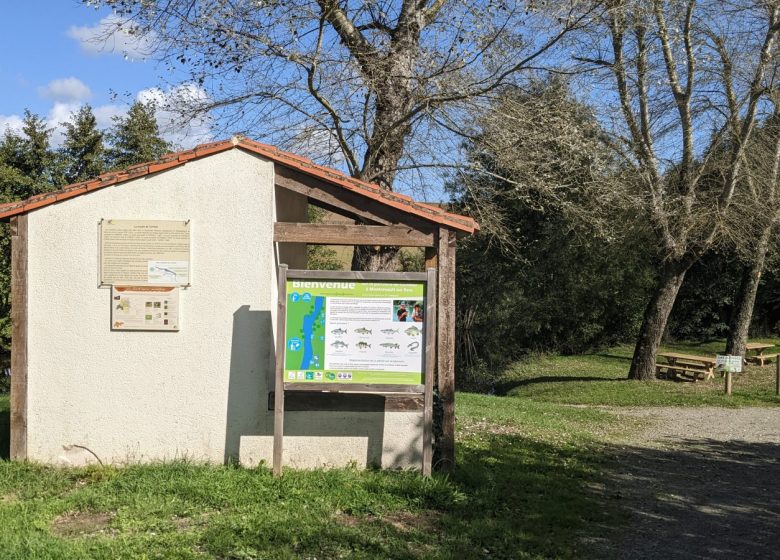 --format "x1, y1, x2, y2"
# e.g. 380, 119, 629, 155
404, 326, 422, 336
331, 341, 348, 349
331, 328, 348, 335
407, 341, 420, 351
380, 343, 400, 349
380, 328, 399, 335
356, 341, 371, 349
326, 372, 336, 380
354, 327, 372, 335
